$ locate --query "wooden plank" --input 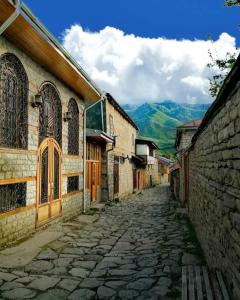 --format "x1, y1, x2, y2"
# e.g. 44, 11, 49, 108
63, 172, 83, 177
0, 147, 37, 155
195, 266, 203, 300
0, 204, 36, 219
182, 266, 188, 300
216, 271, 230, 300
62, 190, 83, 199
0, 176, 36, 185
188, 266, 195, 300
202, 267, 214, 300
210, 272, 223, 300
